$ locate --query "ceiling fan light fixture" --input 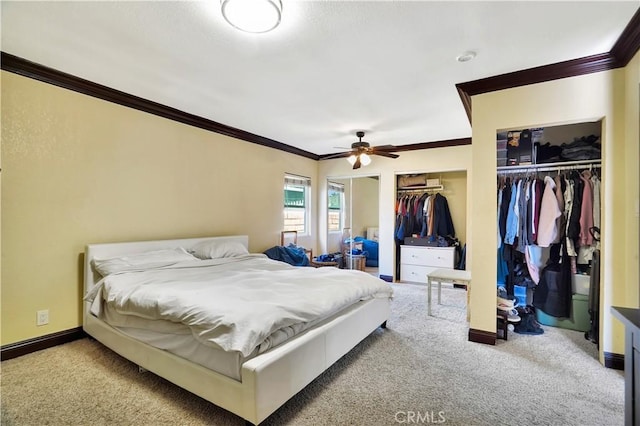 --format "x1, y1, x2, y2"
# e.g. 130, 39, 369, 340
221, 0, 282, 33
333, 131, 397, 169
